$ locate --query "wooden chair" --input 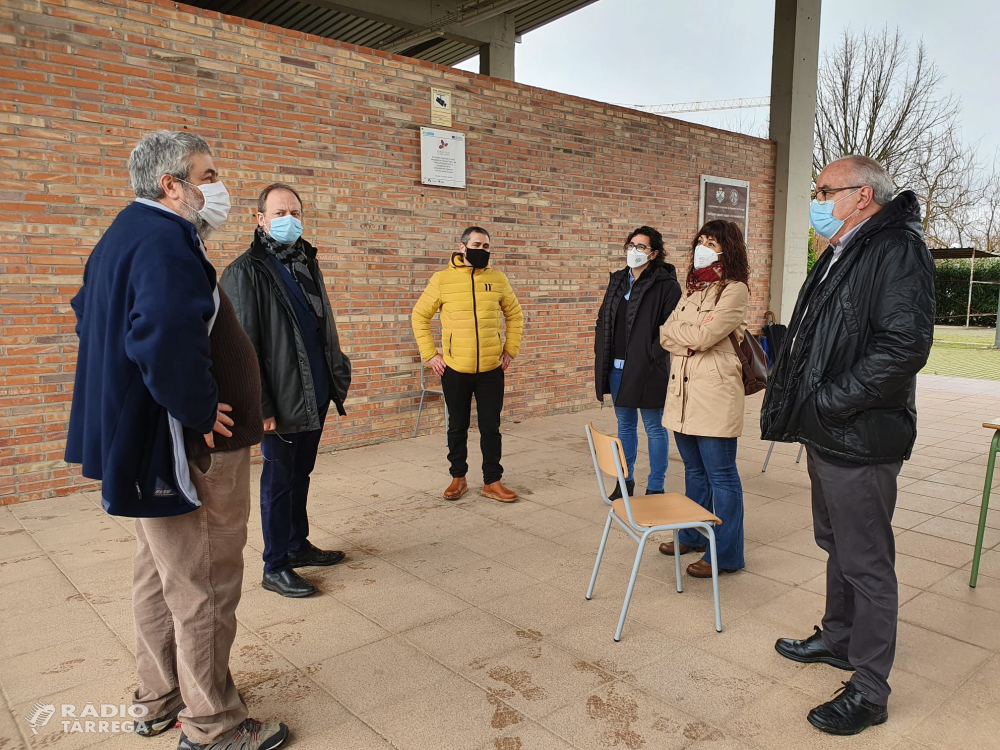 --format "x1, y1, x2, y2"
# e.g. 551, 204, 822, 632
584, 423, 724, 640
969, 416, 1000, 588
